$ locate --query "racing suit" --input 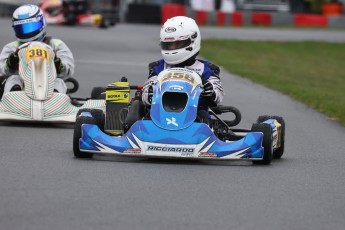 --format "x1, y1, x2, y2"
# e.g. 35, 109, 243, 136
142, 59, 224, 107
0, 37, 74, 95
